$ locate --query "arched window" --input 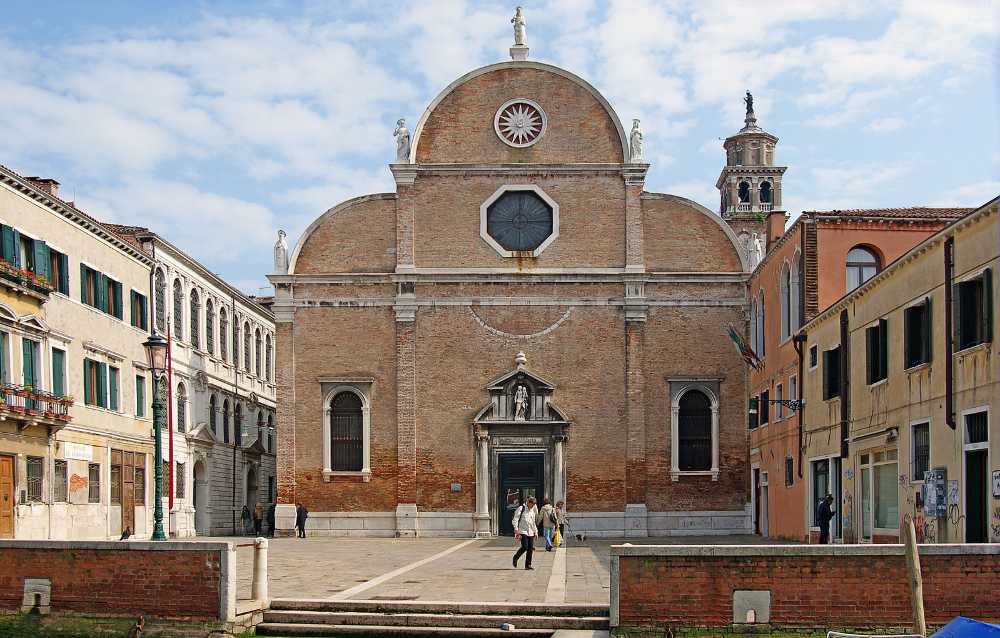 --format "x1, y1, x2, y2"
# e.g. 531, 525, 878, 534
330, 392, 363, 471
243, 322, 251, 373
760, 181, 772, 204
738, 181, 751, 203
219, 309, 228, 362
750, 297, 759, 354
222, 398, 231, 444
235, 403, 243, 446
233, 321, 241, 370
780, 262, 791, 340
176, 382, 187, 433
265, 334, 273, 382
209, 394, 217, 436
254, 328, 262, 377
791, 252, 802, 331
256, 410, 264, 443
154, 269, 166, 332
190, 289, 201, 349
846, 246, 879, 292
266, 413, 274, 454
678, 390, 712, 471
756, 289, 766, 358
206, 299, 215, 354
172, 279, 184, 339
